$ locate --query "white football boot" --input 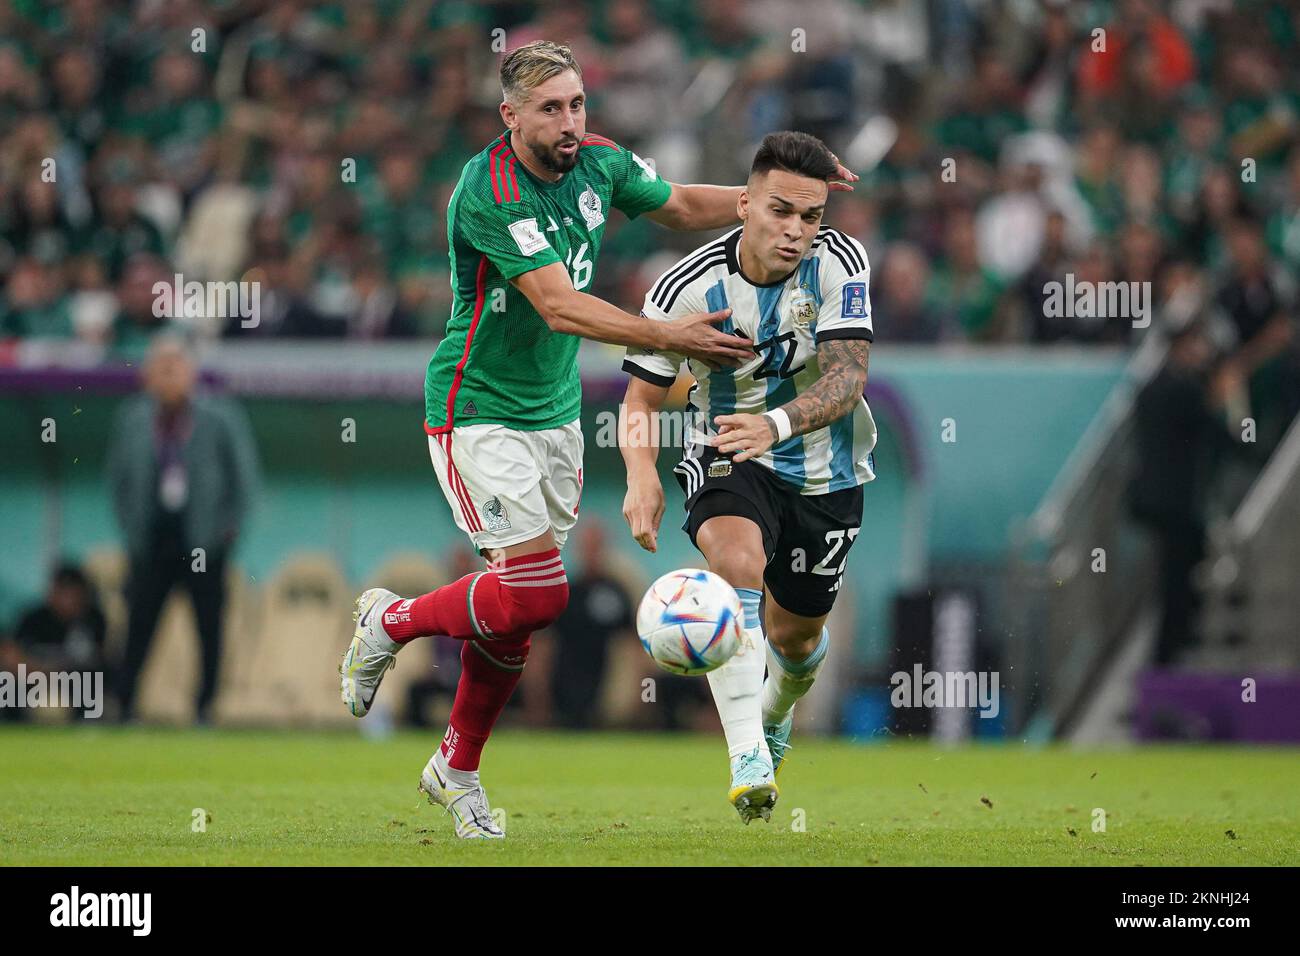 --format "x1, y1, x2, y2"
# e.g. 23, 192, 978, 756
339, 587, 403, 717
728, 745, 779, 824
418, 759, 505, 840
